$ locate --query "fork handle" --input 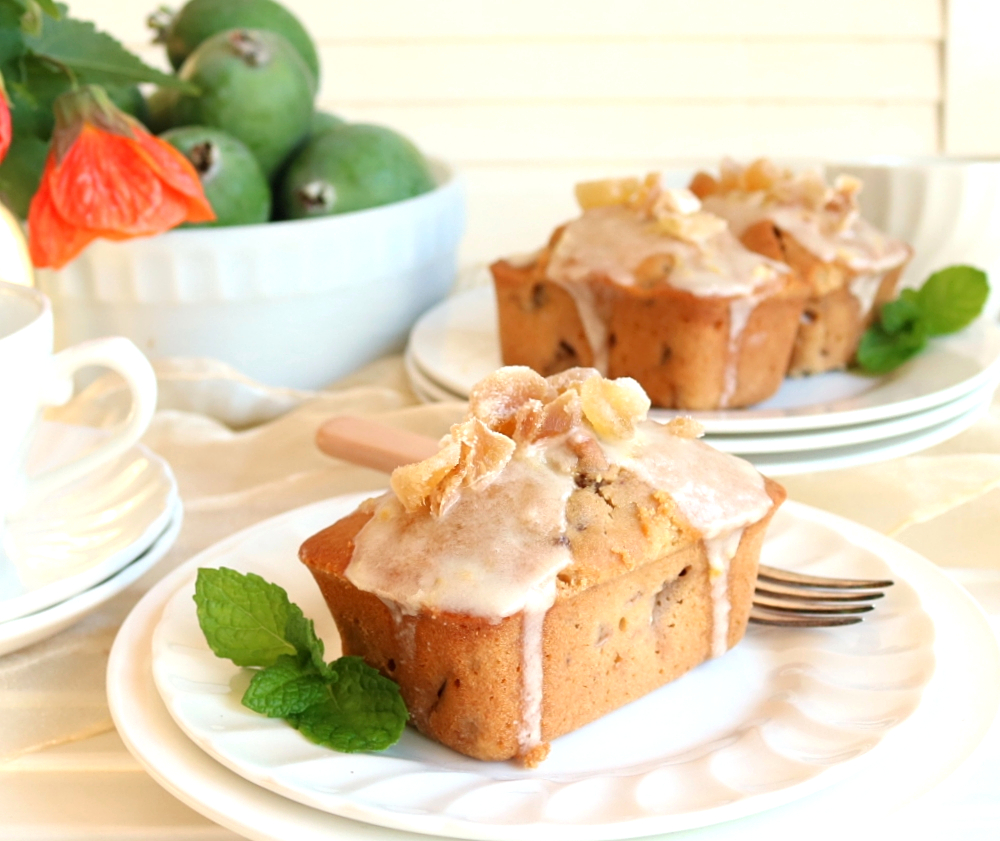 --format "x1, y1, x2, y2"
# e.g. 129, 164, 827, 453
316, 416, 438, 474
